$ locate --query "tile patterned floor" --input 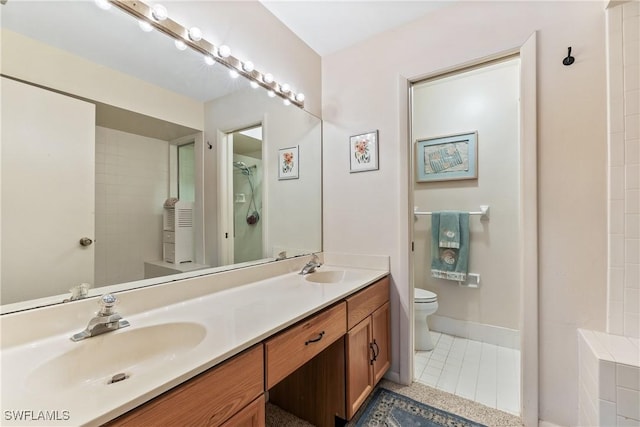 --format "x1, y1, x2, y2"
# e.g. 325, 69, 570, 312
414, 331, 521, 415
